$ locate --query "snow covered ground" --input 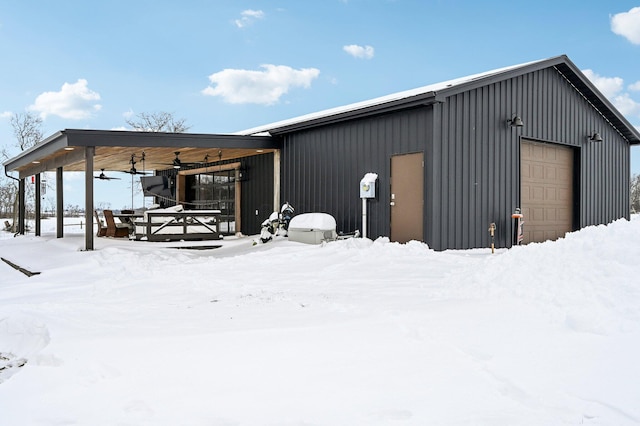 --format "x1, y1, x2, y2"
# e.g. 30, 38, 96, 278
1, 216, 640, 425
